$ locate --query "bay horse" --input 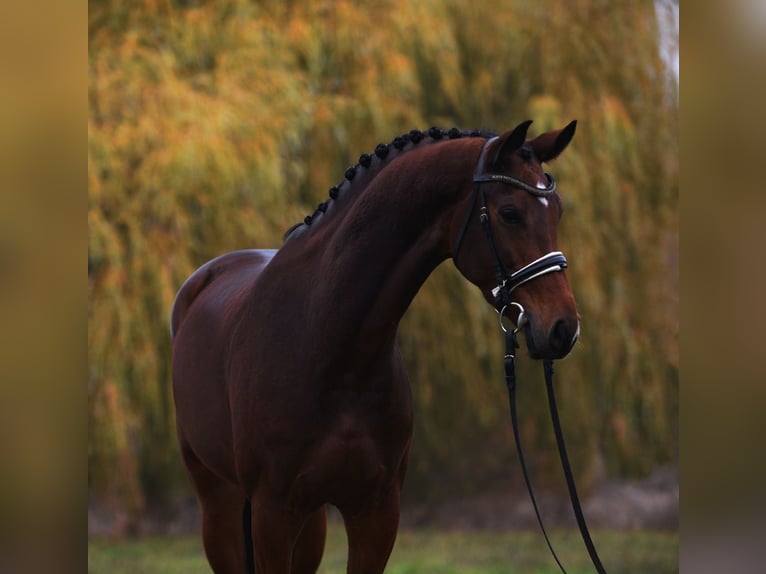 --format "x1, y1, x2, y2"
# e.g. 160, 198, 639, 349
171, 120, 580, 573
